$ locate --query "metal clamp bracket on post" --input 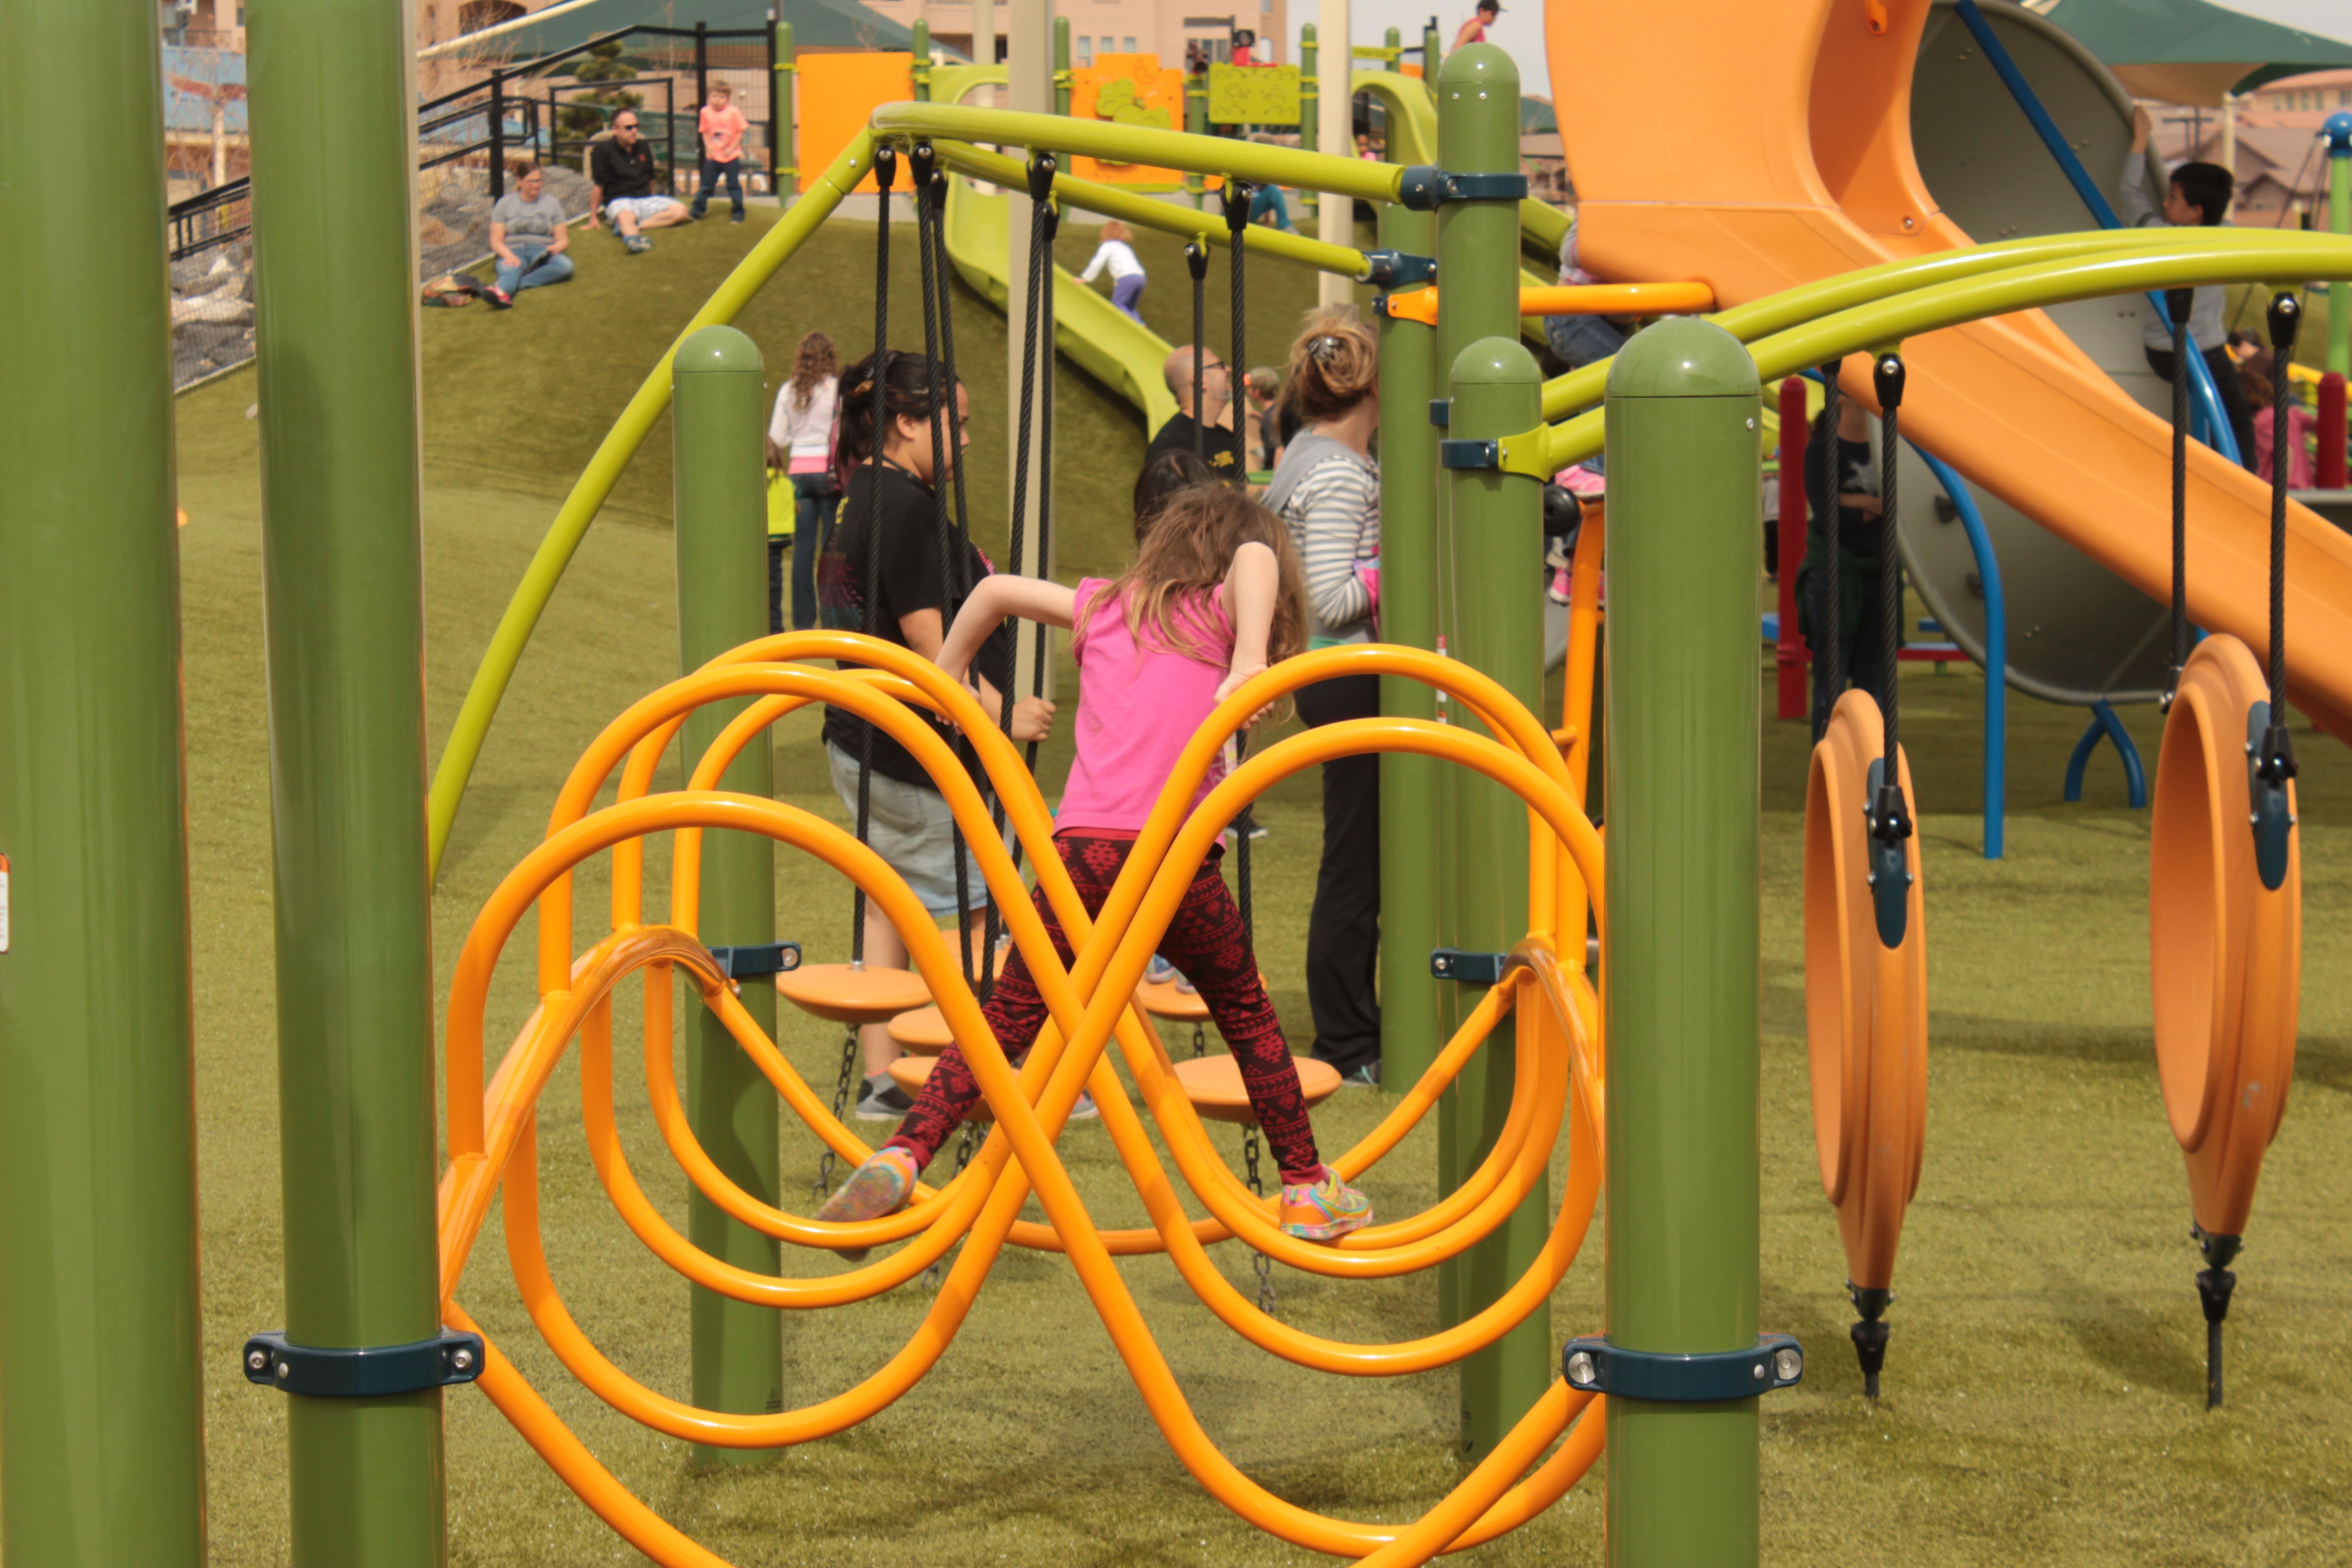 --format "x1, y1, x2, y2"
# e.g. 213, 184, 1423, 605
1438, 425, 1557, 479
1561, 1334, 1805, 1401
1361, 250, 1436, 288
708, 940, 804, 980
1430, 948, 1513, 984
242, 1329, 485, 1398
1396, 166, 1530, 210
1373, 287, 1437, 324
